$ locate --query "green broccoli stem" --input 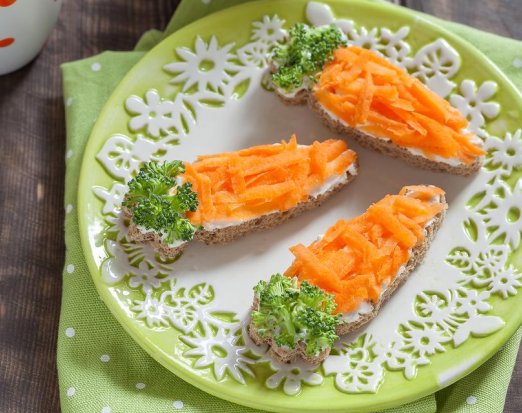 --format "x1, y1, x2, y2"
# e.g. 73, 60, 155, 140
279, 306, 297, 339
